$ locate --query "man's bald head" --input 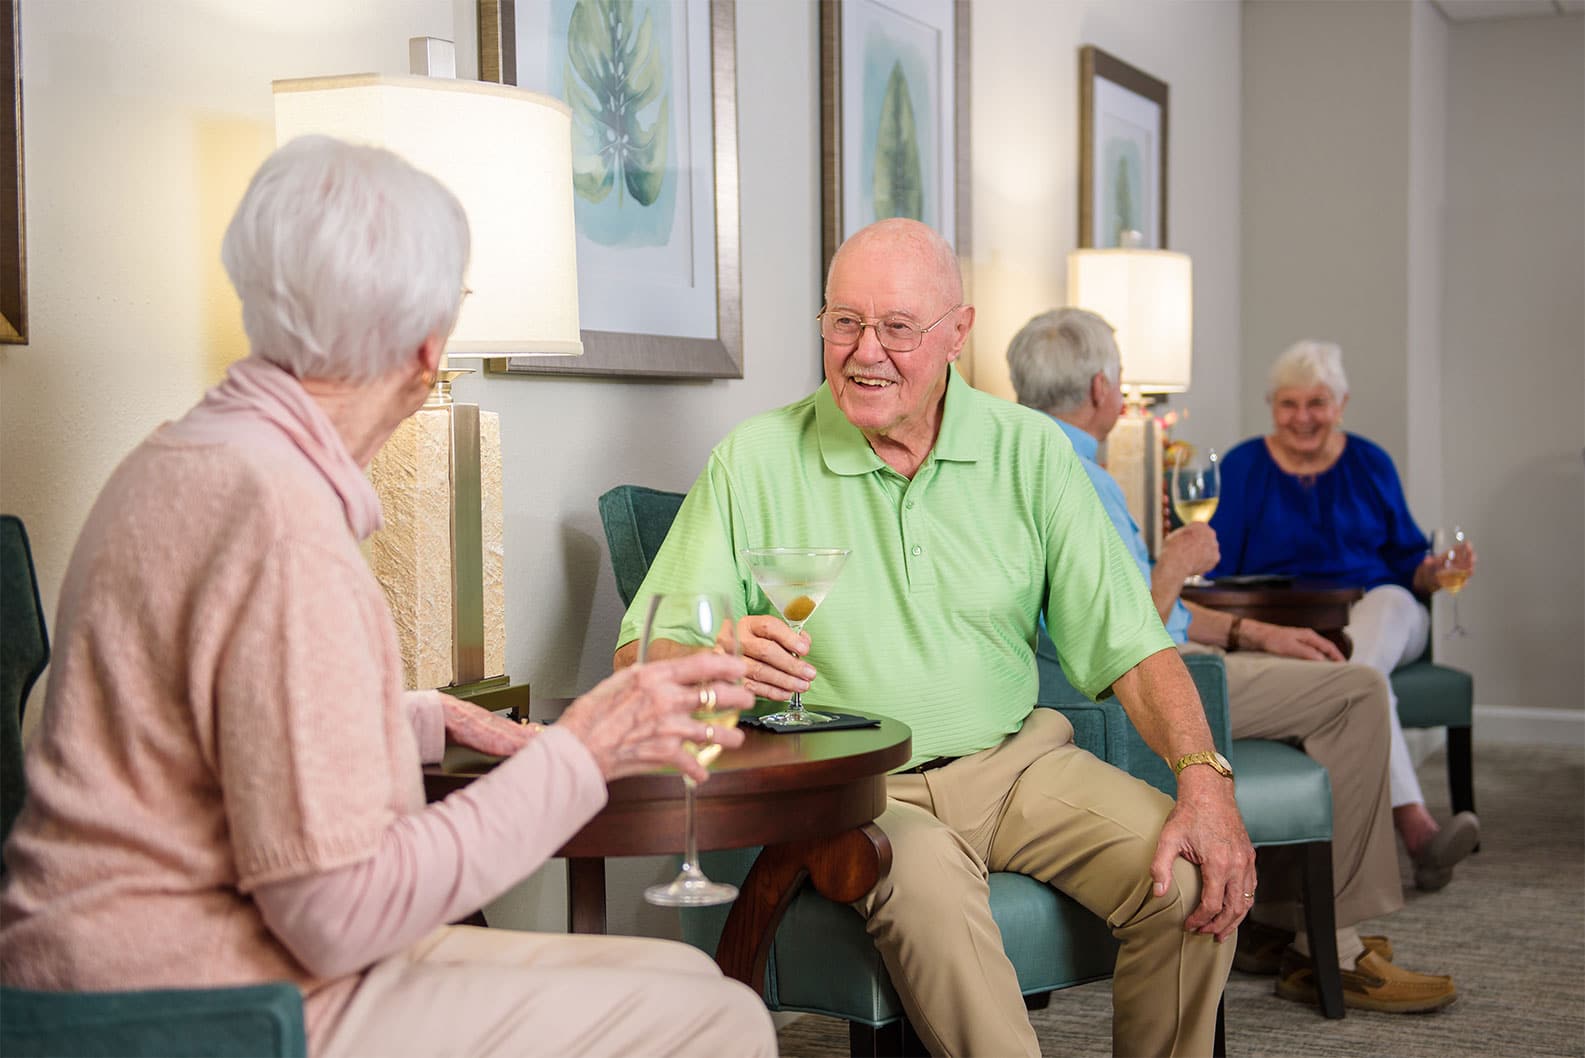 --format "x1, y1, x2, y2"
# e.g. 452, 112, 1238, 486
825, 219, 962, 308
